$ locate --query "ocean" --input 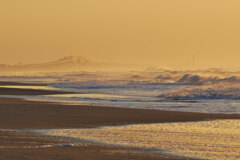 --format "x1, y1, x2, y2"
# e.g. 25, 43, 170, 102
1, 70, 240, 114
